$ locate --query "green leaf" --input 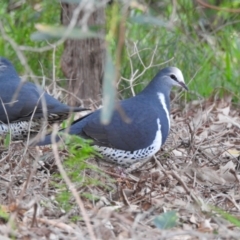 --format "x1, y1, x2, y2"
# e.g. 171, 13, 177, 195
213, 207, 240, 227
4, 133, 11, 147
0, 205, 10, 222
153, 211, 178, 230
31, 24, 102, 41
100, 51, 116, 124
129, 15, 168, 27
225, 51, 231, 82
